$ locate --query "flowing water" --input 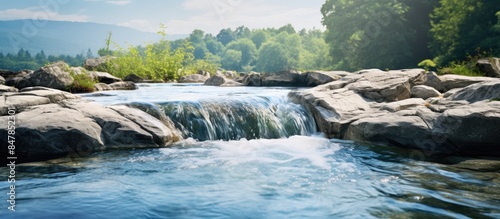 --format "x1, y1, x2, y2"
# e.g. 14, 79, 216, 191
1, 84, 499, 218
